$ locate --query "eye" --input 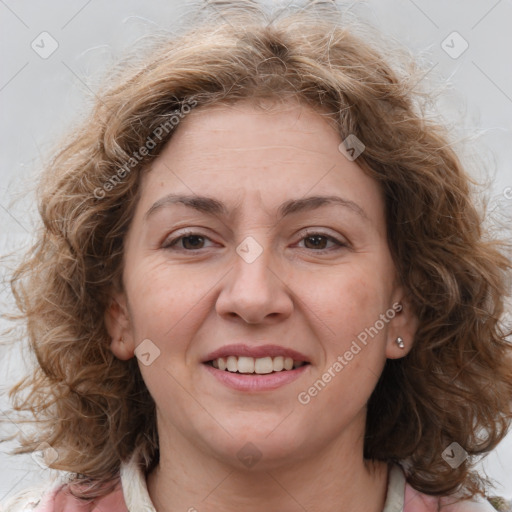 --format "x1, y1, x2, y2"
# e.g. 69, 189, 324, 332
162, 230, 347, 252
297, 231, 347, 252
163, 231, 215, 251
